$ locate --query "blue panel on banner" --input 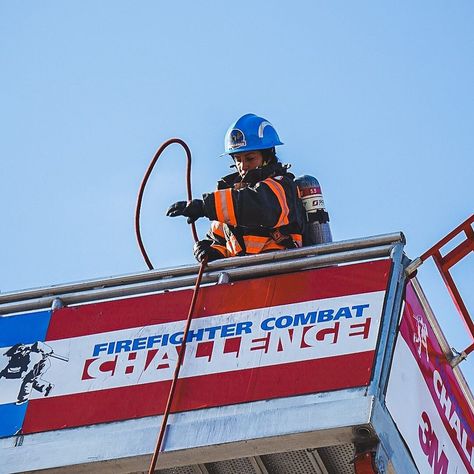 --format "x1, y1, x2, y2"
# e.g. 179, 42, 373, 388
0, 310, 52, 438
0, 310, 51, 347
0, 403, 28, 438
